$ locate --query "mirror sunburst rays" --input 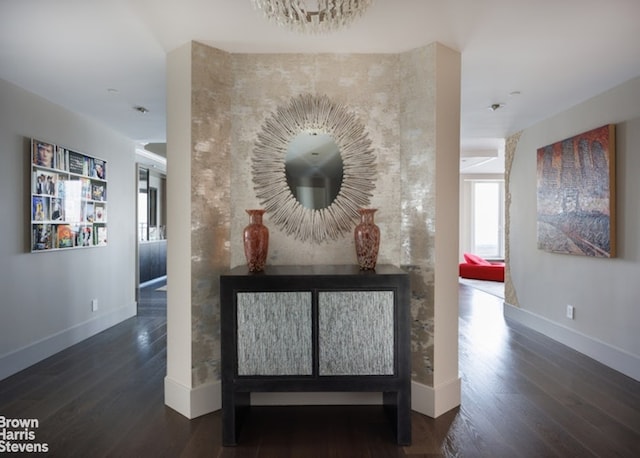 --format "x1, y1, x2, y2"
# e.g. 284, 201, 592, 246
252, 93, 377, 243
